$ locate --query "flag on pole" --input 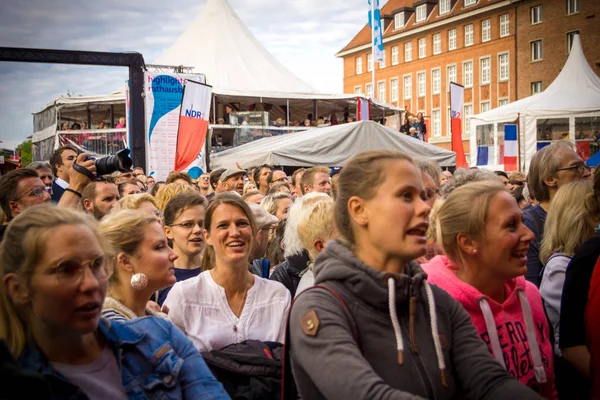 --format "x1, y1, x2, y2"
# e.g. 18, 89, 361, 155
368, 0, 384, 63
450, 83, 469, 168
175, 80, 212, 173
357, 98, 371, 121
504, 124, 518, 171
